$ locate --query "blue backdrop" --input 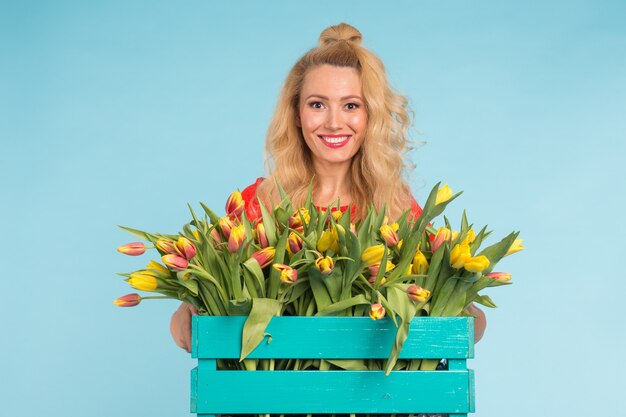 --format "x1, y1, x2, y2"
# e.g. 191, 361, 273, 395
2, 1, 625, 416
